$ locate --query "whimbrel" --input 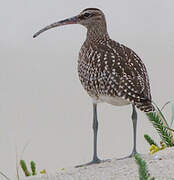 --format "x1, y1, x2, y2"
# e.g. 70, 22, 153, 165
33, 8, 155, 166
